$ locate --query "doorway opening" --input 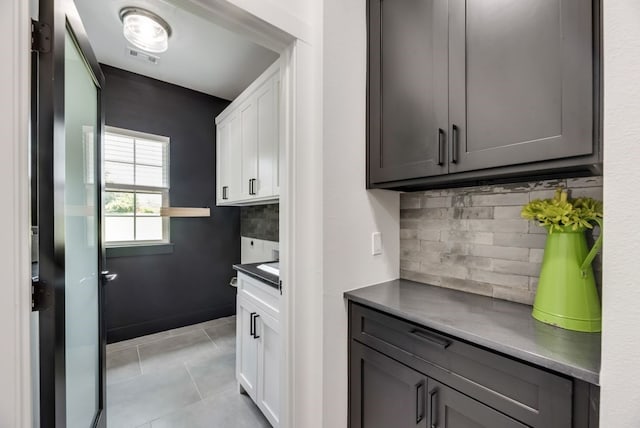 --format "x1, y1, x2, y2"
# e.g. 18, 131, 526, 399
31, 0, 299, 426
